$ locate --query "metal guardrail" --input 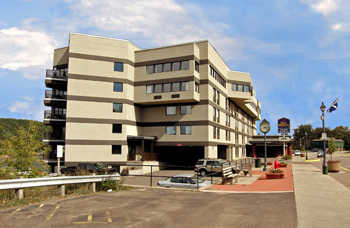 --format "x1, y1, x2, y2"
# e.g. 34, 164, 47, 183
0, 174, 120, 199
